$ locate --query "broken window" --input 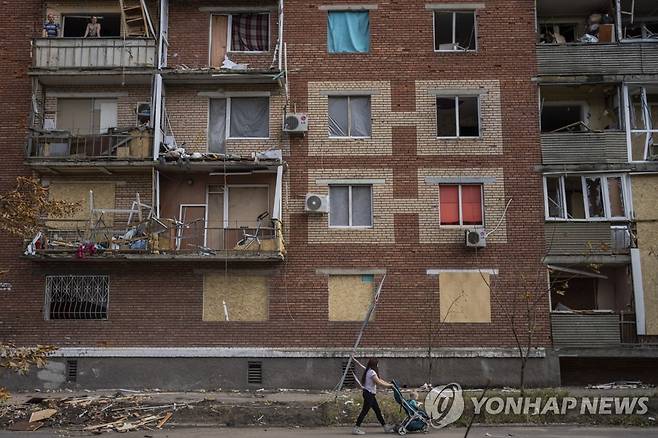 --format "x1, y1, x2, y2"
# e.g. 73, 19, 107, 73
436, 96, 479, 137
434, 11, 476, 51
328, 275, 374, 321
203, 274, 268, 321
328, 96, 371, 137
545, 176, 565, 218
539, 23, 577, 44
136, 102, 150, 125
544, 175, 628, 220
62, 14, 121, 37
329, 185, 373, 227
327, 11, 370, 53
208, 96, 269, 151
627, 85, 658, 161
439, 272, 491, 323
439, 184, 483, 226
45, 275, 109, 320
620, 0, 658, 41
